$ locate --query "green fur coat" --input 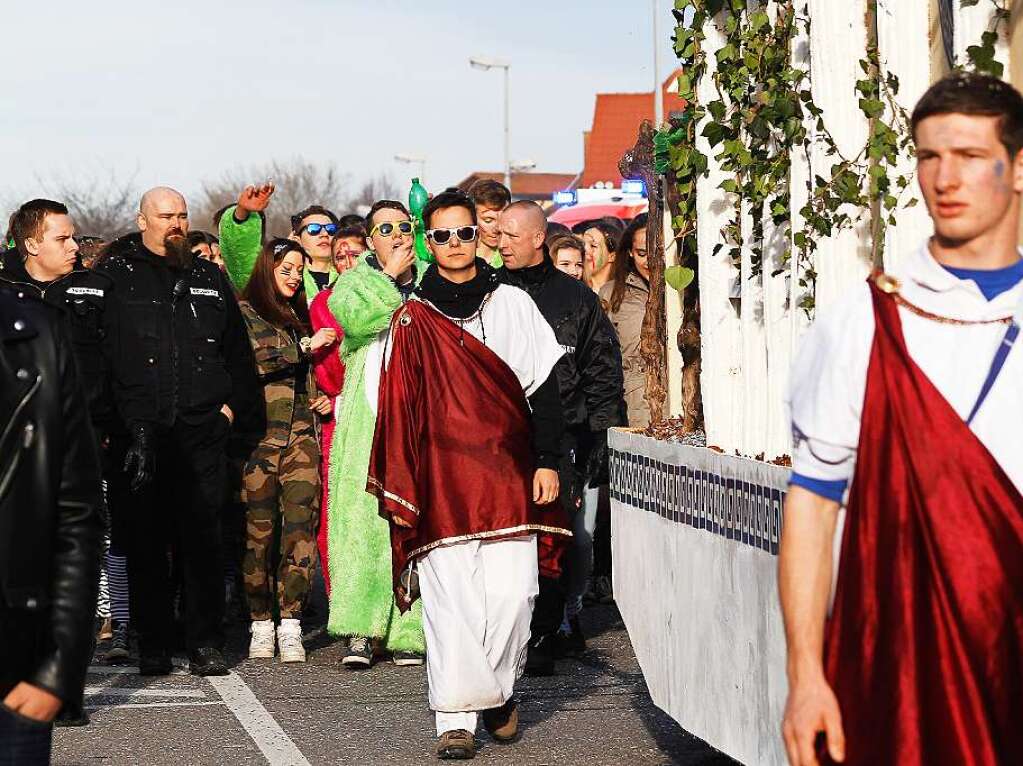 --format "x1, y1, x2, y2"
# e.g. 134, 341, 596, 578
325, 255, 424, 650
